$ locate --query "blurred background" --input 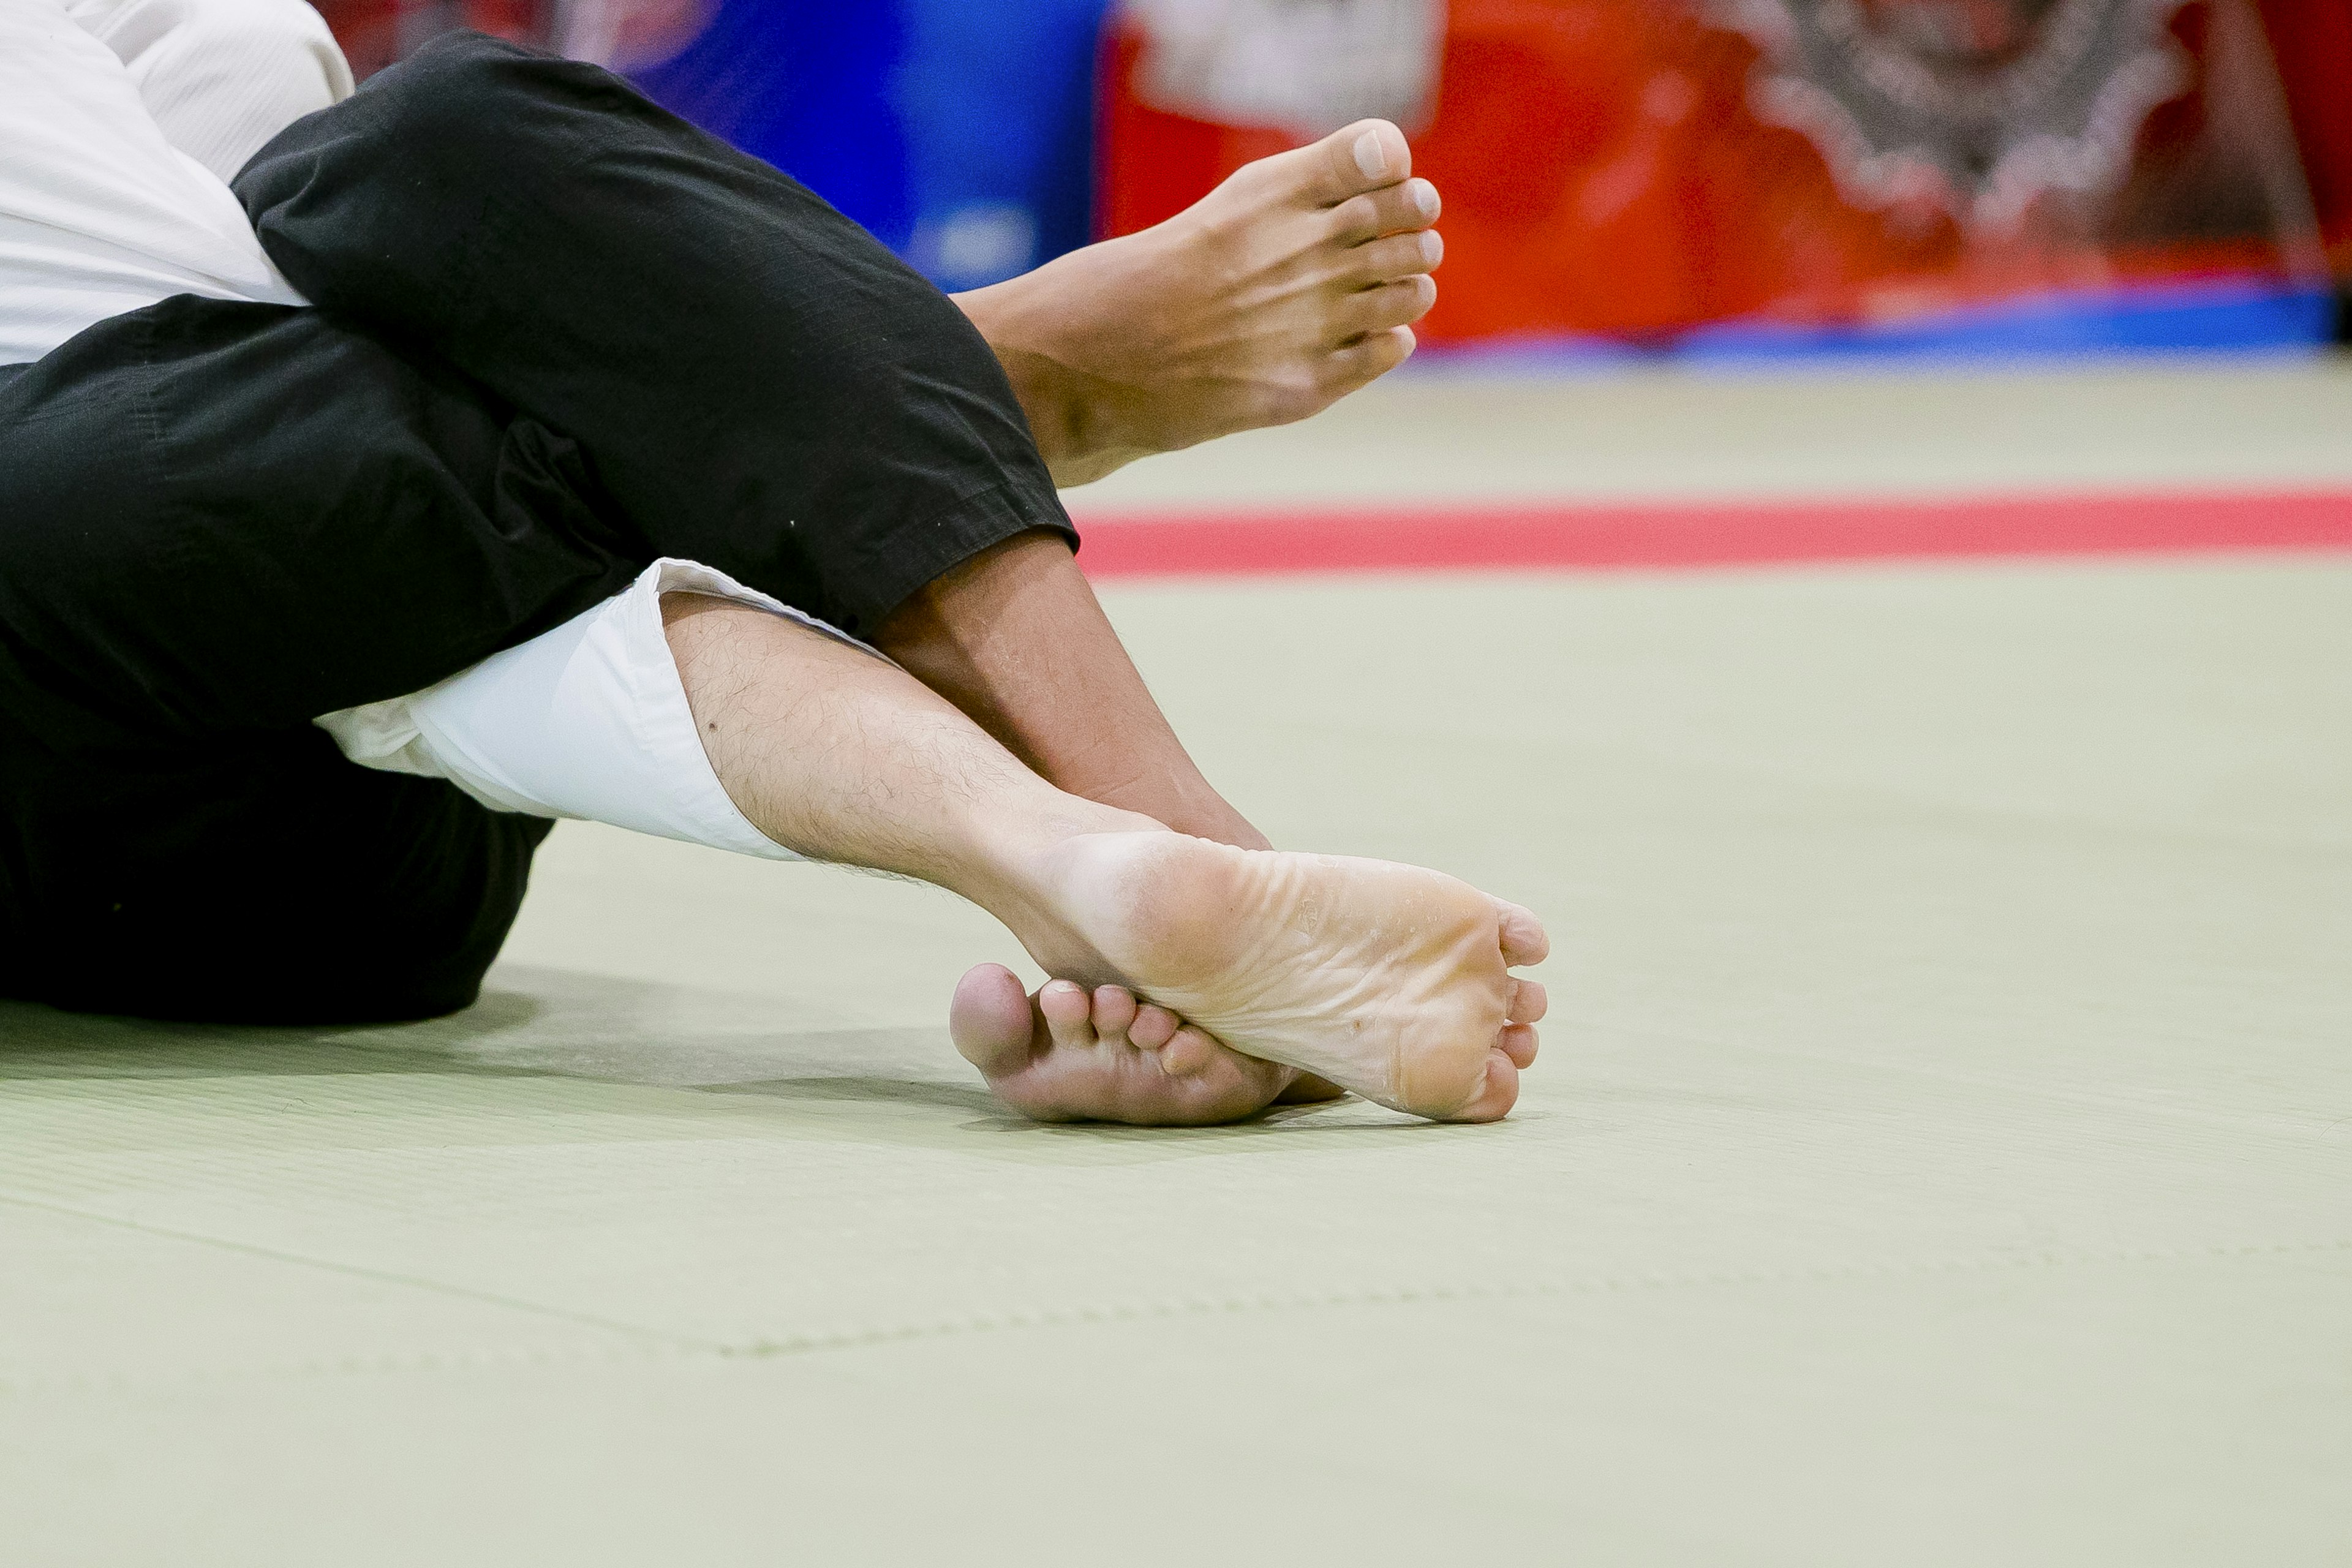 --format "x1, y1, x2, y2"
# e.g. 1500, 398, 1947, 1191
308, 0, 2349, 359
